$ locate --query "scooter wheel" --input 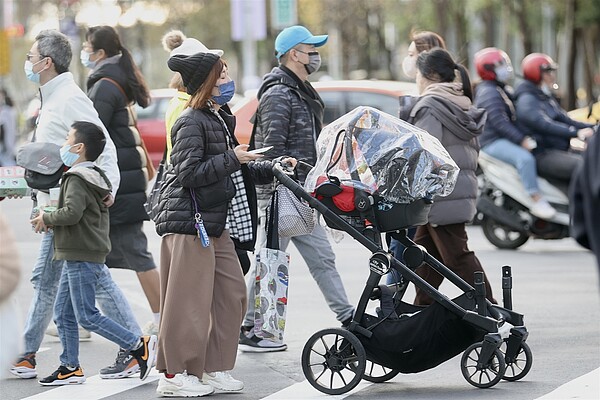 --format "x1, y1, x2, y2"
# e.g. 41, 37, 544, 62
481, 217, 529, 250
